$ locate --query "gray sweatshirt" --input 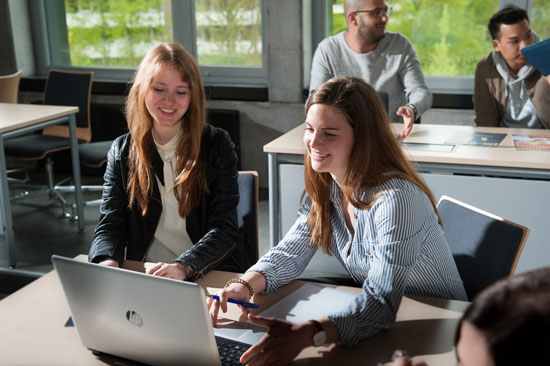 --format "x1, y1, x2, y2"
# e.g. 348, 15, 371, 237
310, 31, 432, 122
